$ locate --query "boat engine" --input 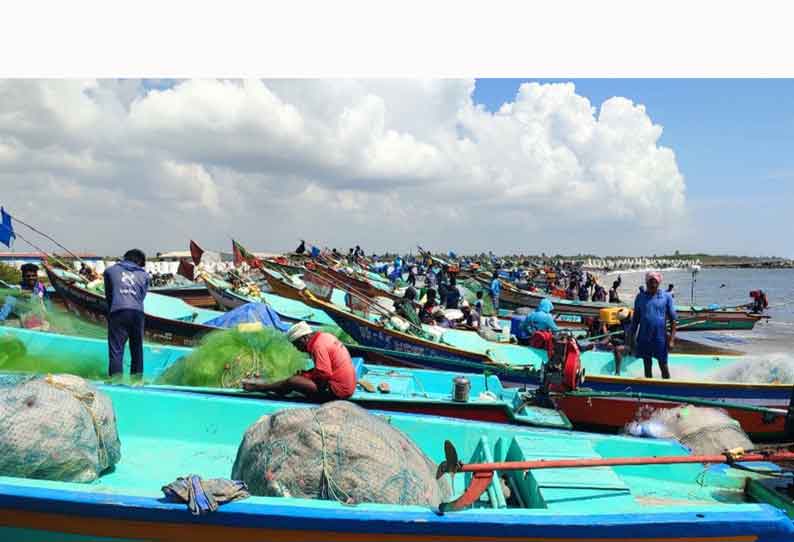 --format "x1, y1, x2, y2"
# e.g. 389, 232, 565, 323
540, 332, 585, 393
